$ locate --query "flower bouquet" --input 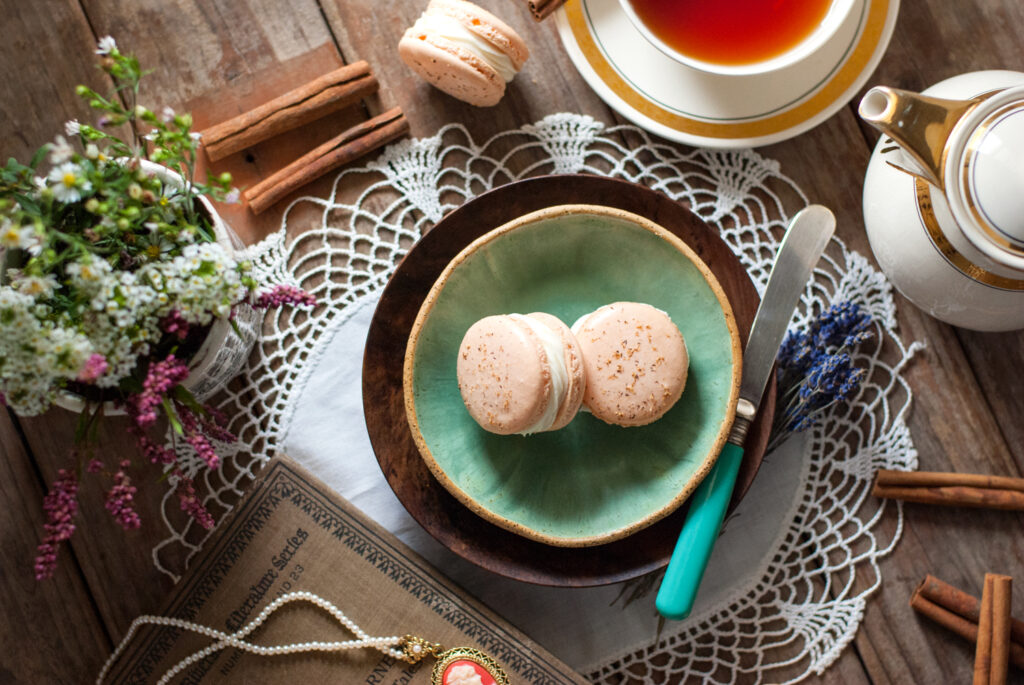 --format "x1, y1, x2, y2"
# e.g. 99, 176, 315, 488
0, 38, 314, 579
